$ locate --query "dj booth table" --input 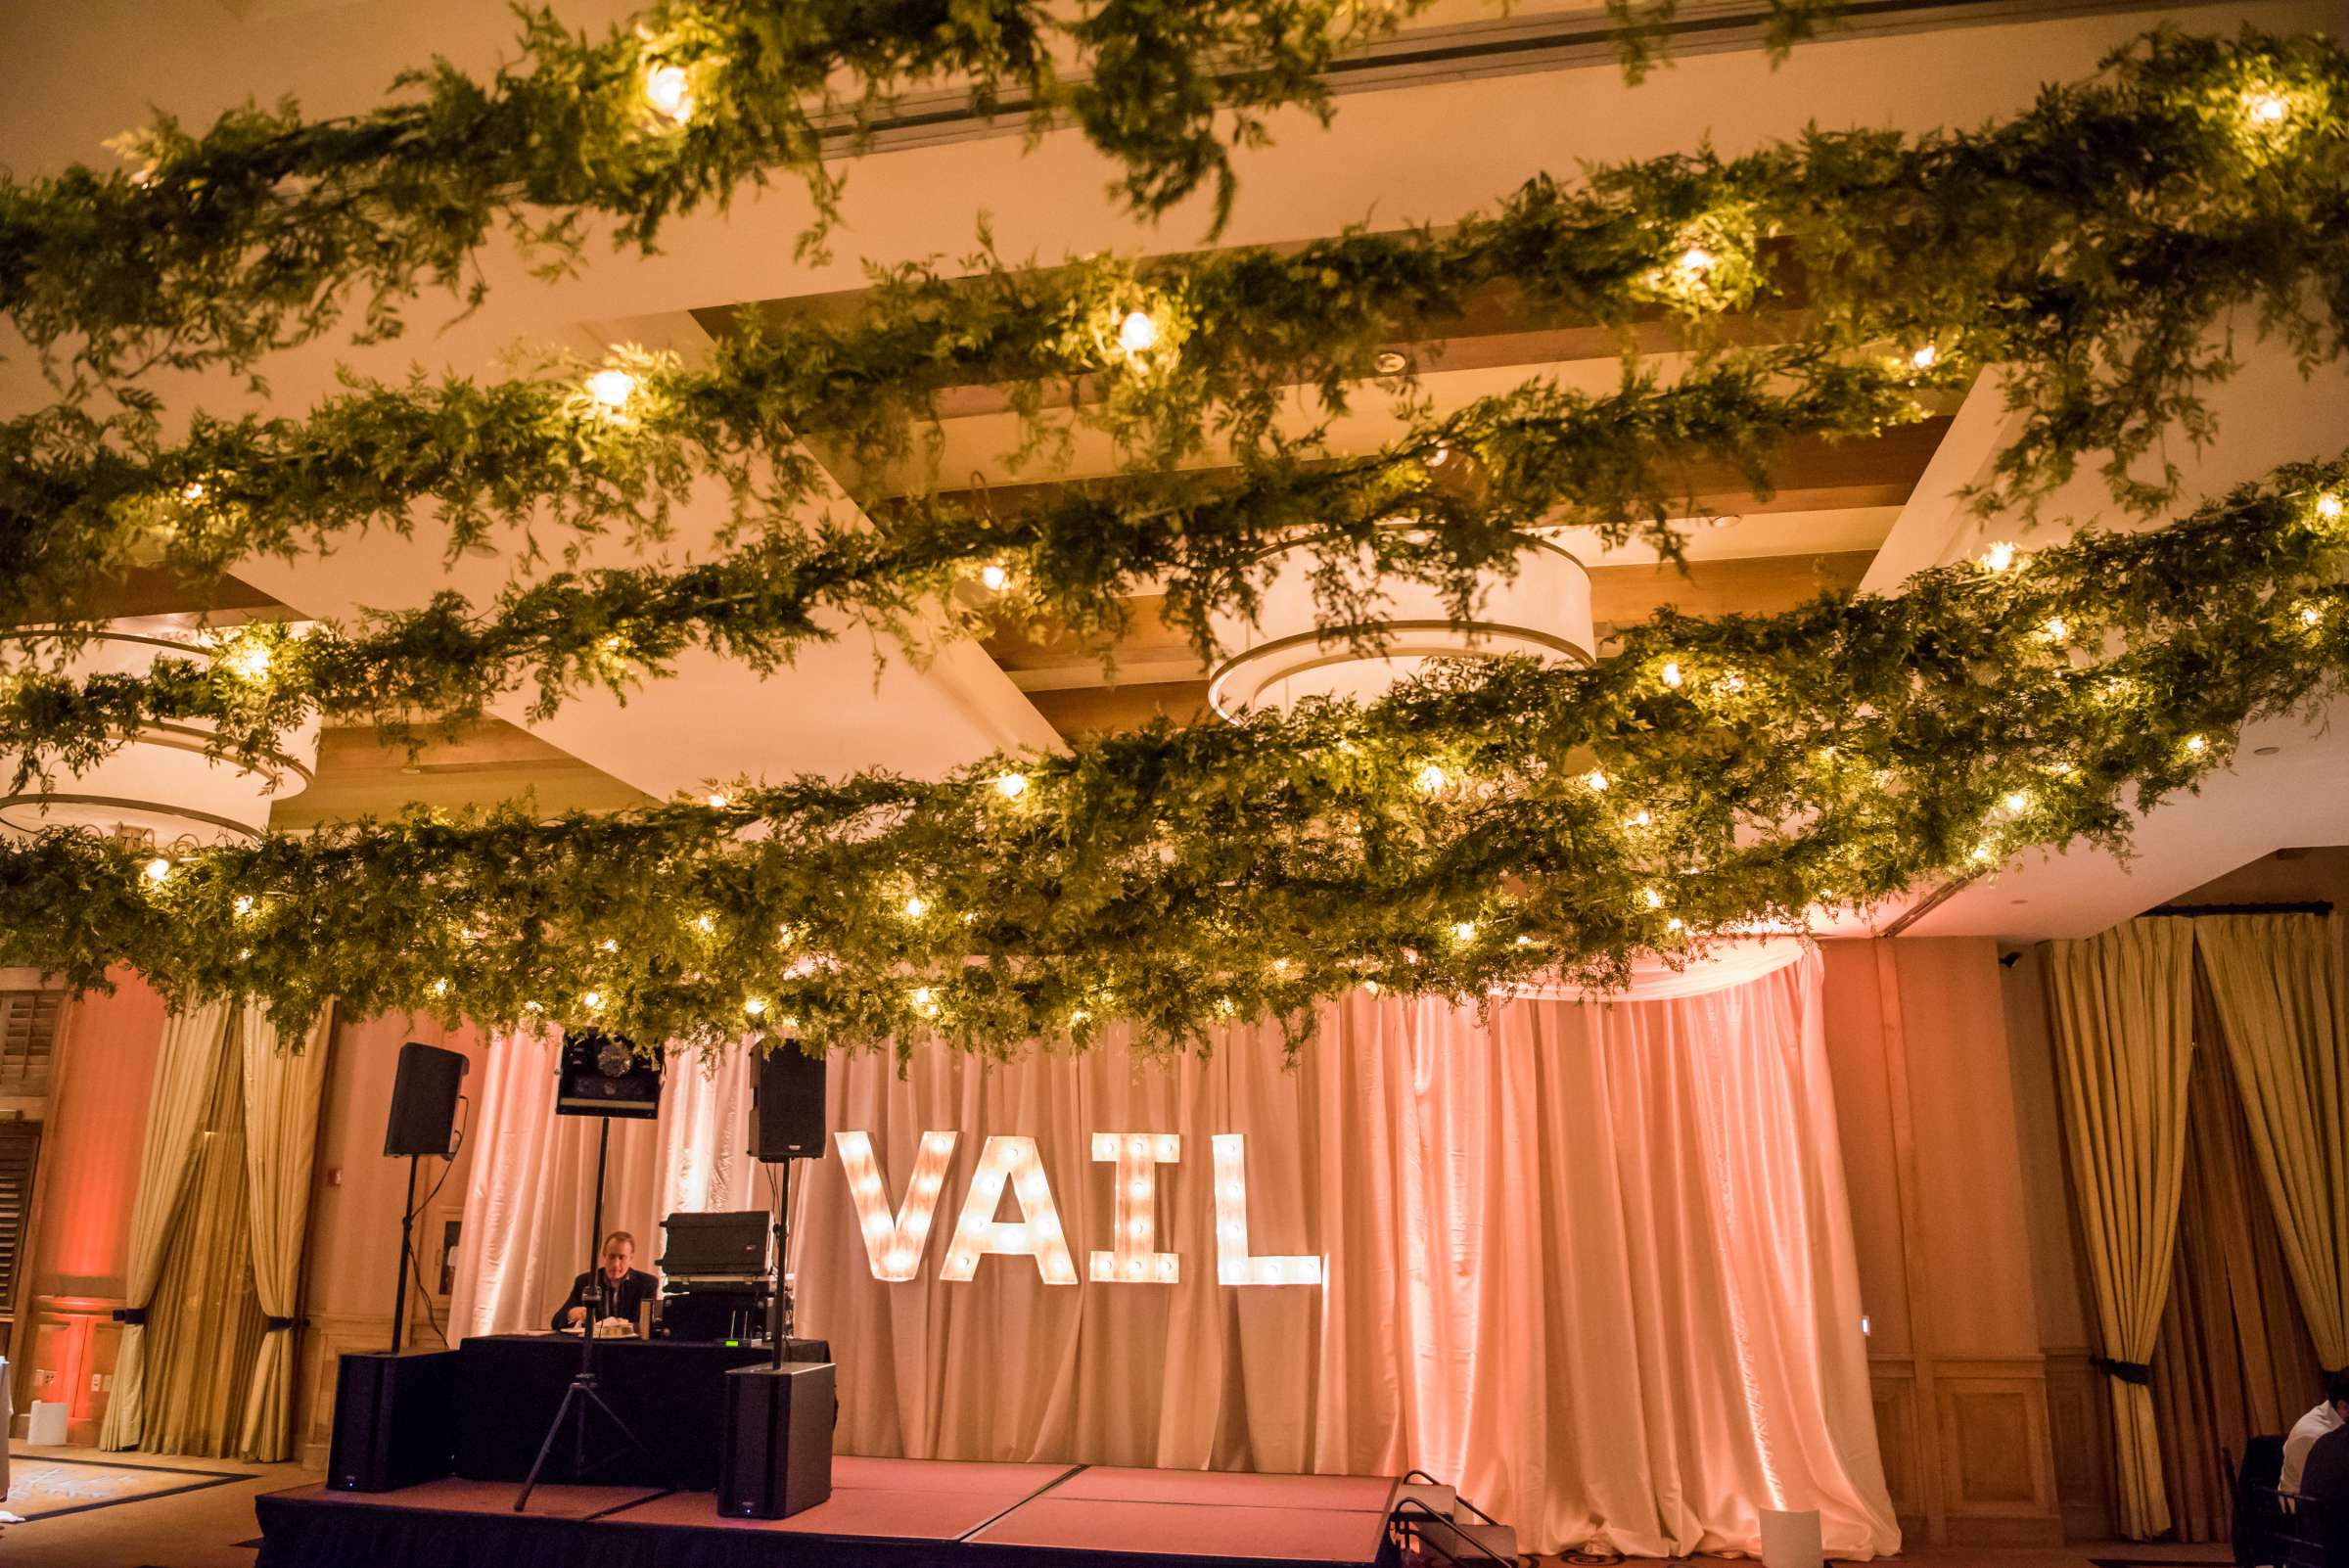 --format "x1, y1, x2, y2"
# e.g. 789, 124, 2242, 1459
453, 1334, 830, 1493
